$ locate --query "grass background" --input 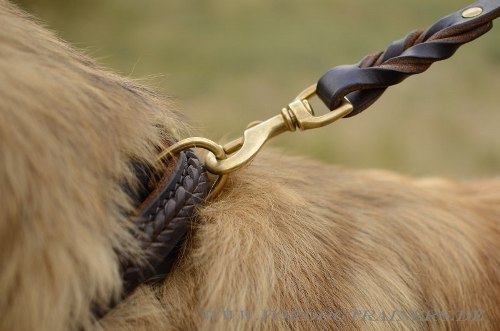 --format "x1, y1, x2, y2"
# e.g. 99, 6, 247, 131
13, 0, 500, 178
